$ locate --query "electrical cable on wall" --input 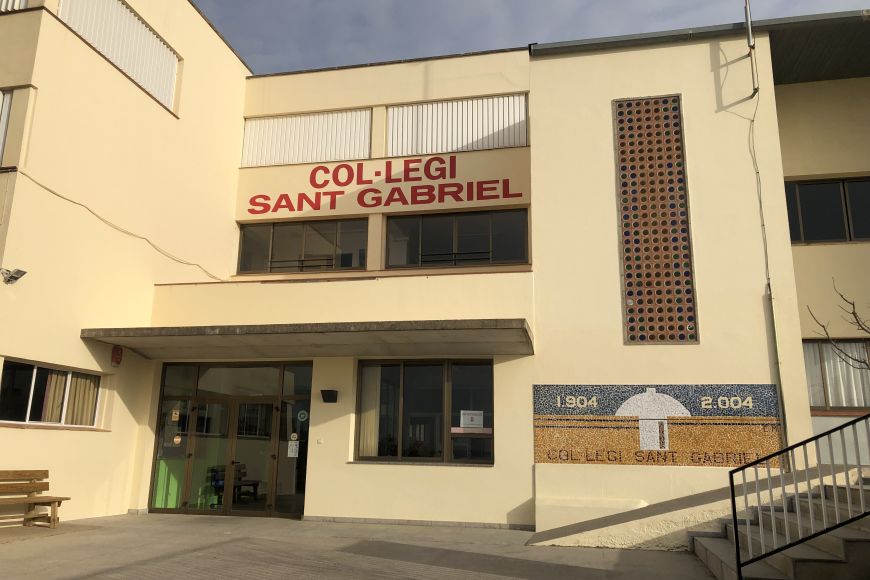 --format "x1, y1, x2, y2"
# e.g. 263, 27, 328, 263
17, 170, 226, 282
